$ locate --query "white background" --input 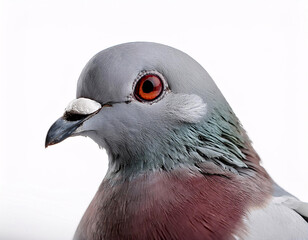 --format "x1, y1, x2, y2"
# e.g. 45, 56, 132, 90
0, 0, 307, 239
